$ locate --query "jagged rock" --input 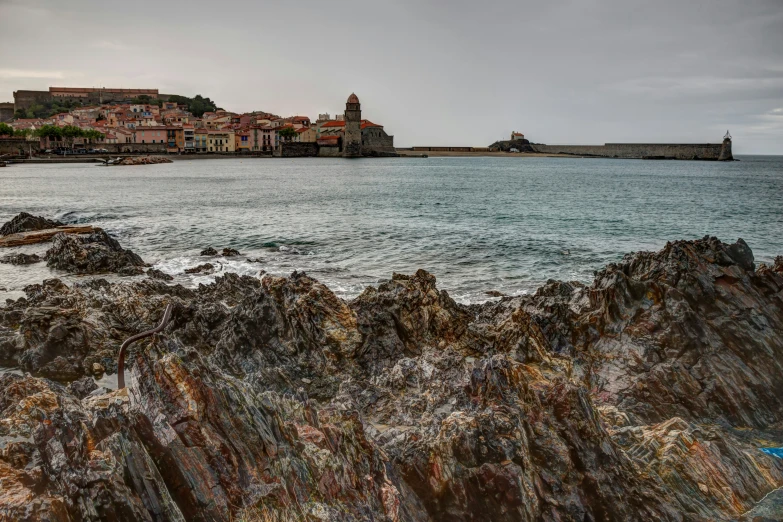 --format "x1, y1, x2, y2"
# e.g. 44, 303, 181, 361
118, 265, 145, 276
184, 263, 214, 274
147, 268, 174, 281
1, 237, 783, 521
0, 277, 186, 379
582, 237, 783, 429
44, 230, 146, 274
0, 212, 63, 236
0, 253, 42, 265
200, 247, 218, 256
221, 247, 240, 257
67, 375, 98, 398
